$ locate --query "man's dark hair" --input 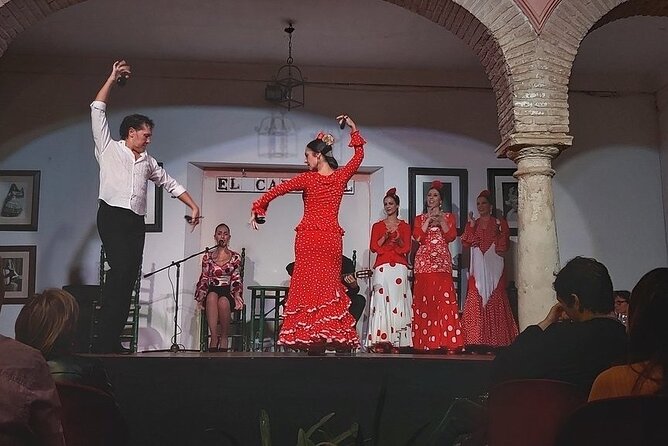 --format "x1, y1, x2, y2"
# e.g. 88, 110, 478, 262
119, 114, 154, 139
553, 256, 613, 314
